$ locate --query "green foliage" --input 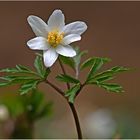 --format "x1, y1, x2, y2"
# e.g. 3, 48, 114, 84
80, 57, 111, 70
0, 64, 36, 75
19, 80, 40, 95
56, 74, 80, 84
58, 48, 130, 95
98, 83, 124, 93
0, 89, 52, 120
34, 54, 50, 78
23, 89, 53, 120
87, 66, 130, 84
65, 84, 81, 103
59, 55, 75, 70
0, 45, 130, 102
59, 47, 87, 77
0, 54, 50, 95
86, 57, 111, 80
85, 64, 130, 93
